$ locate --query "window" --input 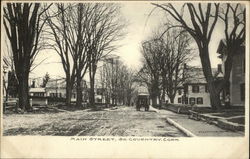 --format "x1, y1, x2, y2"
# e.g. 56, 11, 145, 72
178, 98, 182, 103
50, 93, 56, 97
72, 93, 76, 99
197, 97, 203, 104
184, 97, 188, 104
178, 89, 182, 95
97, 89, 102, 95
192, 85, 199, 93
240, 83, 245, 101
33, 92, 44, 97
205, 85, 208, 93
189, 97, 195, 105
97, 98, 102, 103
